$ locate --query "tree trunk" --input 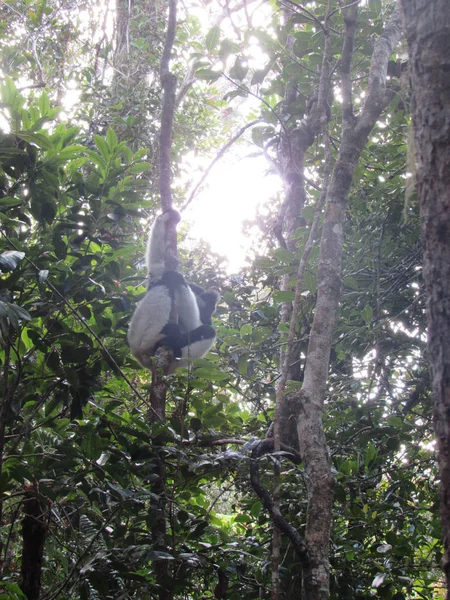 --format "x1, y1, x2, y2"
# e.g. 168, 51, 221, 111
400, 1, 450, 593
289, 5, 402, 597
20, 486, 48, 600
